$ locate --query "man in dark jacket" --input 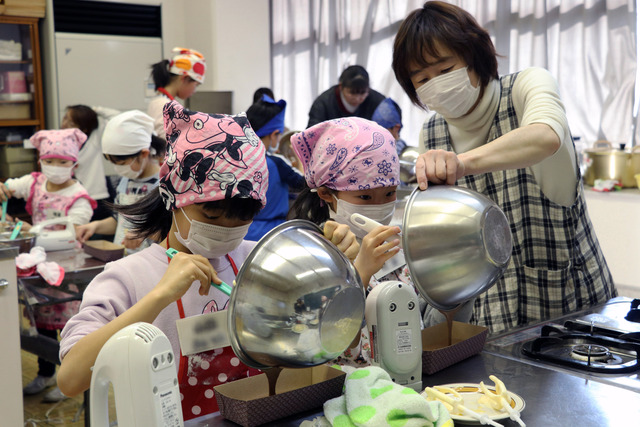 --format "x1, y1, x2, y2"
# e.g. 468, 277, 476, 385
307, 65, 386, 128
